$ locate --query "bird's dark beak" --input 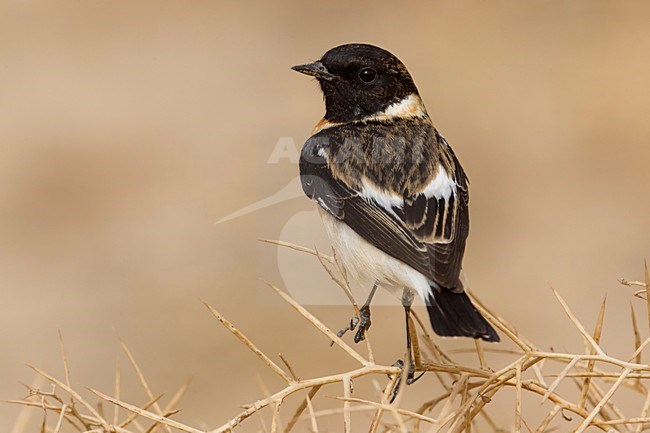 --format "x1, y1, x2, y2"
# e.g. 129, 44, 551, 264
291, 61, 335, 81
